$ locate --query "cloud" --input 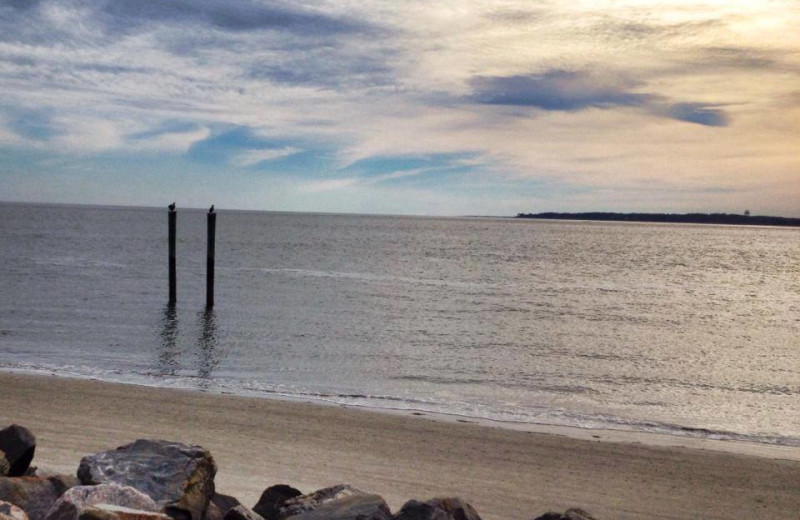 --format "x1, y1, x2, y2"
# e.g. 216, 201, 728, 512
299, 152, 480, 194
233, 146, 301, 167
300, 168, 428, 193
698, 46, 781, 71
469, 70, 649, 111
100, 0, 371, 35
655, 103, 728, 127
51, 117, 123, 152
247, 51, 396, 88
468, 69, 730, 127
126, 124, 211, 152
1, 0, 798, 215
